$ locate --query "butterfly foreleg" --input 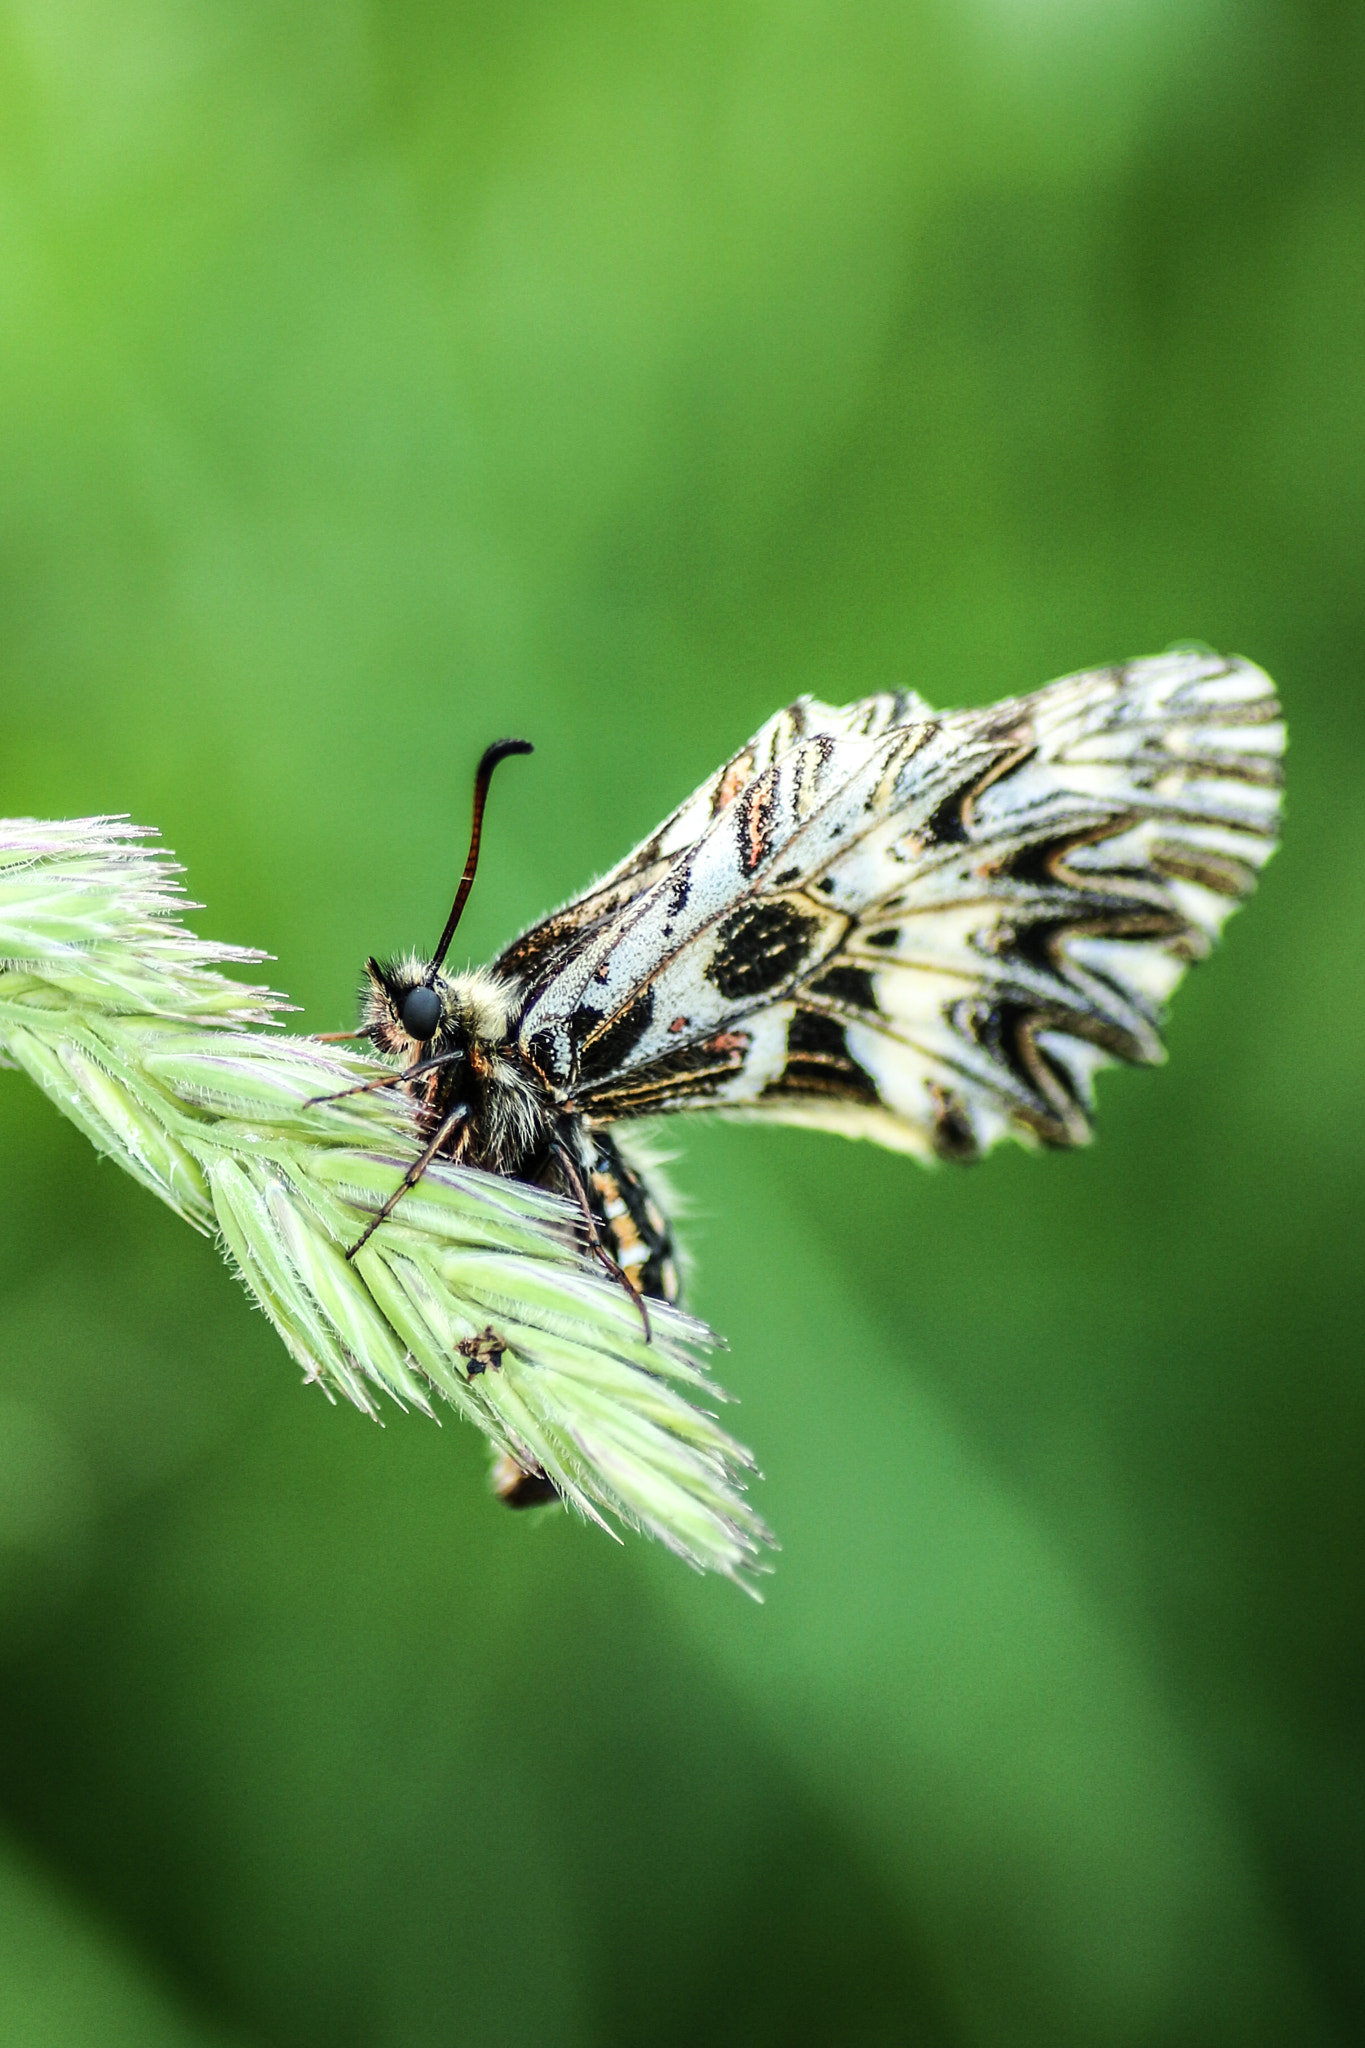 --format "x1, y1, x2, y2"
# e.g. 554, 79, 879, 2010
344, 1103, 469, 1260
304, 1047, 468, 1112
